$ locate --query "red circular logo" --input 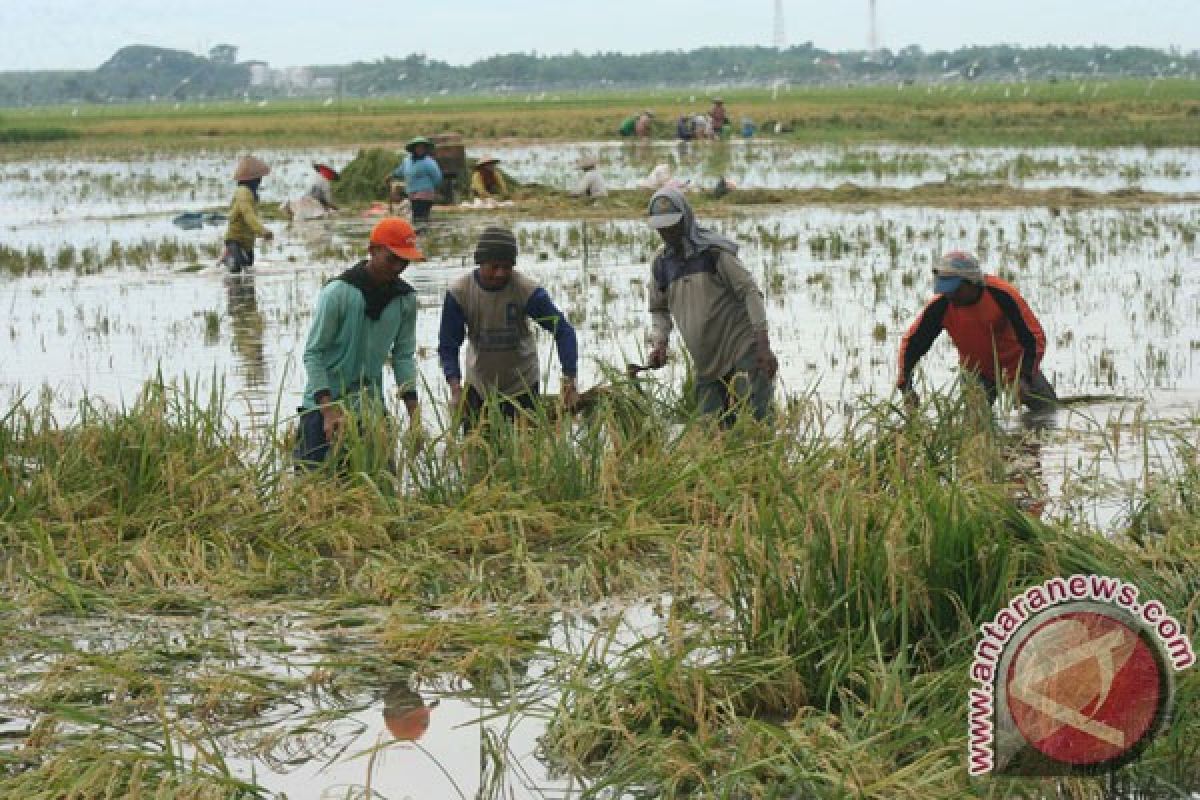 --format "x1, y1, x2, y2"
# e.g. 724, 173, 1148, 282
1006, 611, 1165, 767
